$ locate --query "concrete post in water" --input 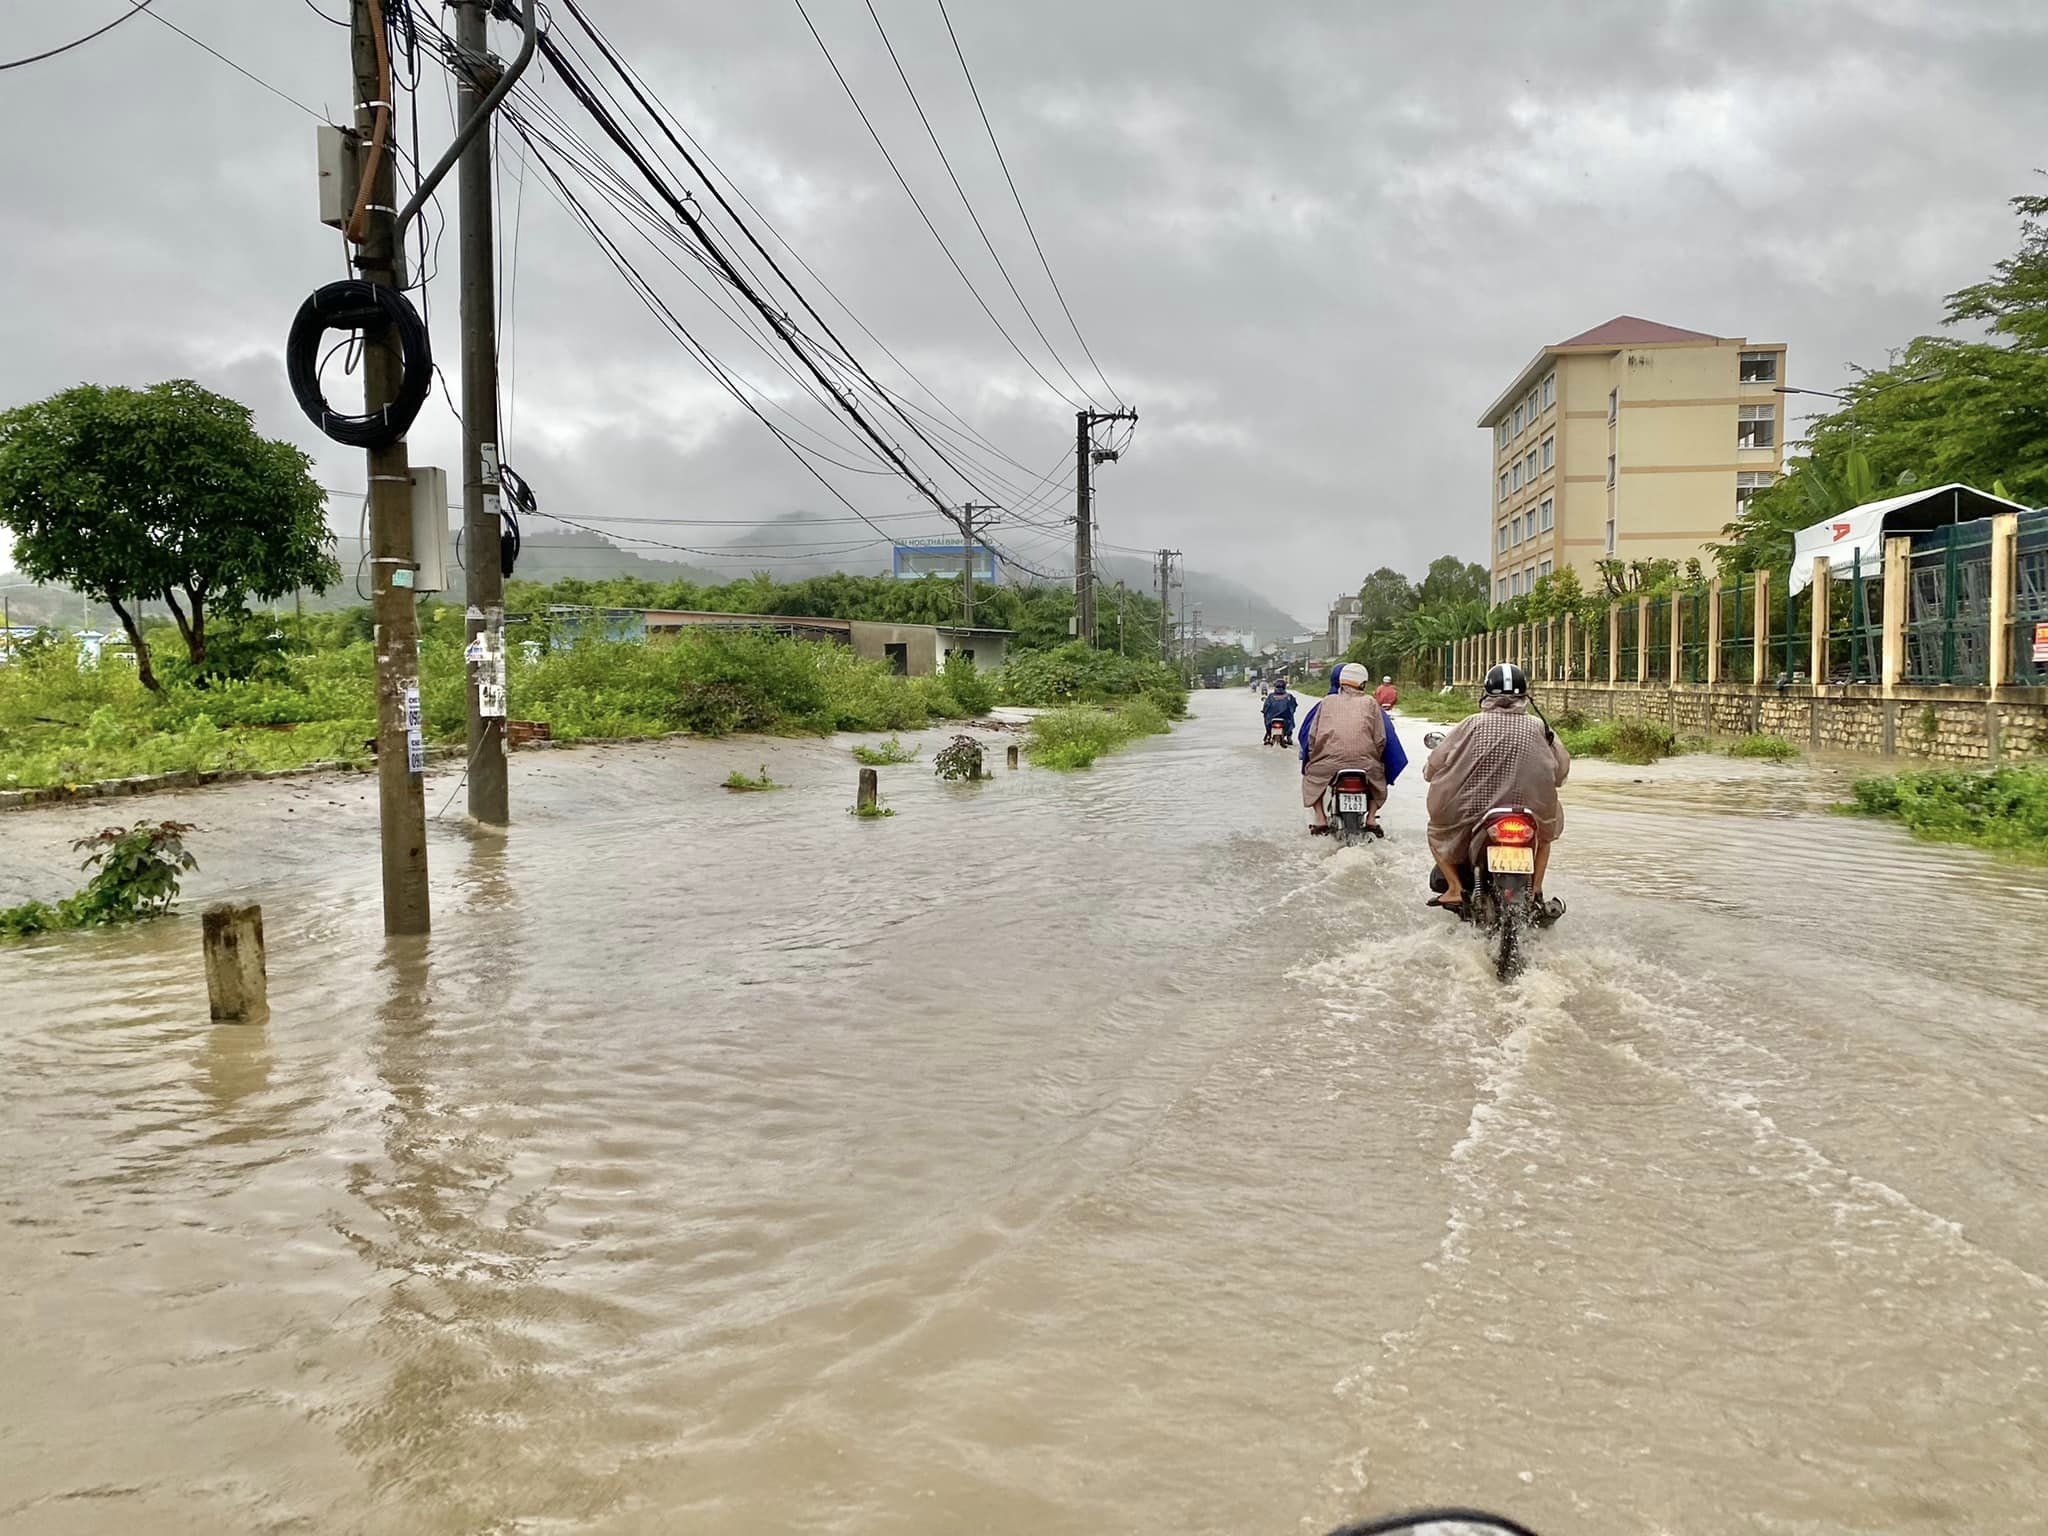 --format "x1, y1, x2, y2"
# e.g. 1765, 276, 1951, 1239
203, 902, 267, 1022
857, 768, 878, 813
1988, 512, 2019, 688
1752, 569, 1771, 686
1810, 555, 1831, 687
1007, 744, 1020, 770
1636, 596, 1650, 684
1705, 577, 1722, 686
1881, 536, 1910, 696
